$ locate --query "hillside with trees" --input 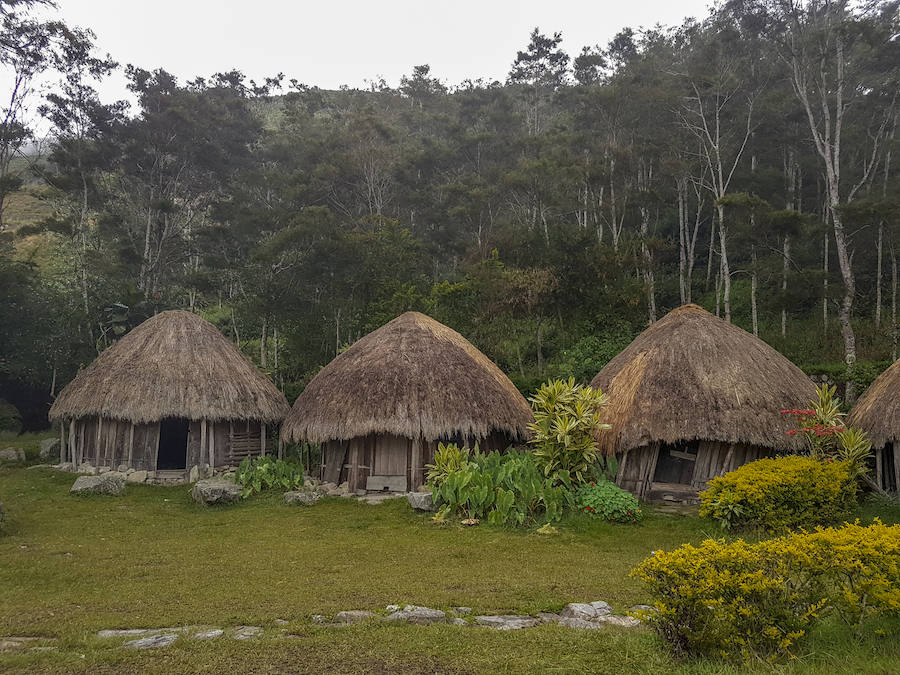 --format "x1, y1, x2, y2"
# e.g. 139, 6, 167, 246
0, 0, 898, 429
